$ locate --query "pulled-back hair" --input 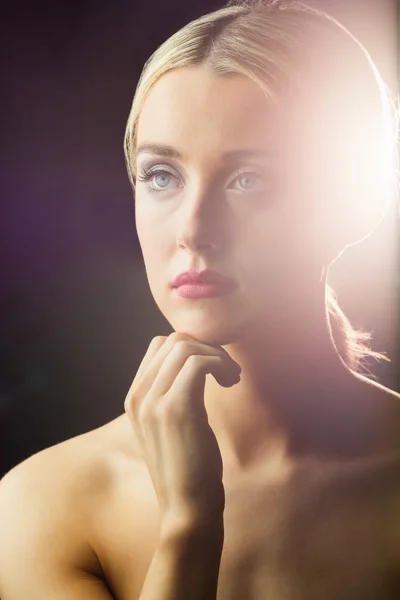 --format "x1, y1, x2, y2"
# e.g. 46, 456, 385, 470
124, 0, 399, 376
